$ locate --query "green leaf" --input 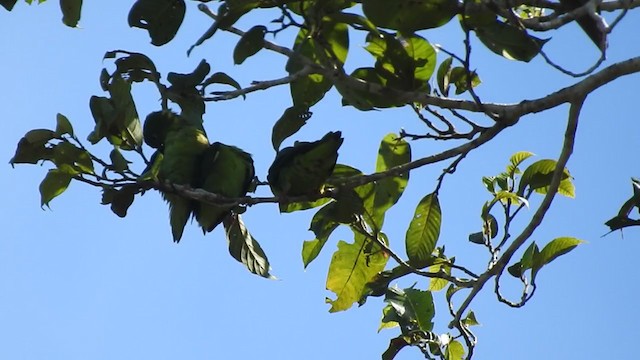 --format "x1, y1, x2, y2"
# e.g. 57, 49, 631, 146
437, 57, 453, 96
468, 231, 484, 245
55, 113, 74, 137
128, 0, 185, 46
337, 67, 399, 110
39, 169, 72, 208
287, 19, 348, 107
364, 32, 435, 92
89, 76, 143, 150
483, 213, 499, 239
224, 214, 273, 278
403, 34, 437, 87
449, 67, 481, 94
202, 71, 242, 94
384, 286, 435, 332
110, 148, 130, 173
506, 151, 534, 177
233, 25, 266, 65
517, 159, 572, 197
279, 198, 332, 213
363, 0, 458, 33
428, 262, 450, 291
168, 59, 211, 89
378, 305, 400, 332
382, 336, 410, 360
102, 185, 137, 218
326, 11, 380, 35
405, 193, 441, 268
326, 231, 389, 312
463, 311, 480, 326
271, 106, 312, 151
508, 242, 539, 277
534, 237, 584, 273
107, 50, 160, 84
445, 340, 465, 360
51, 141, 94, 174
60, 0, 82, 27
10, 129, 56, 165
302, 204, 340, 268
372, 133, 411, 227
475, 20, 548, 62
